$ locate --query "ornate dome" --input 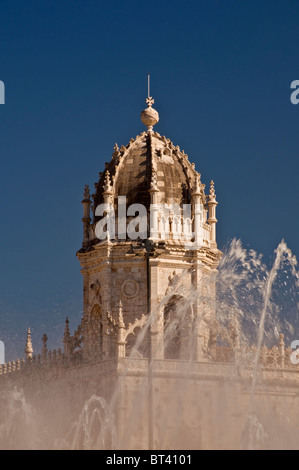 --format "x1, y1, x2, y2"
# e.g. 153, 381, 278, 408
79, 97, 217, 251
93, 130, 206, 215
